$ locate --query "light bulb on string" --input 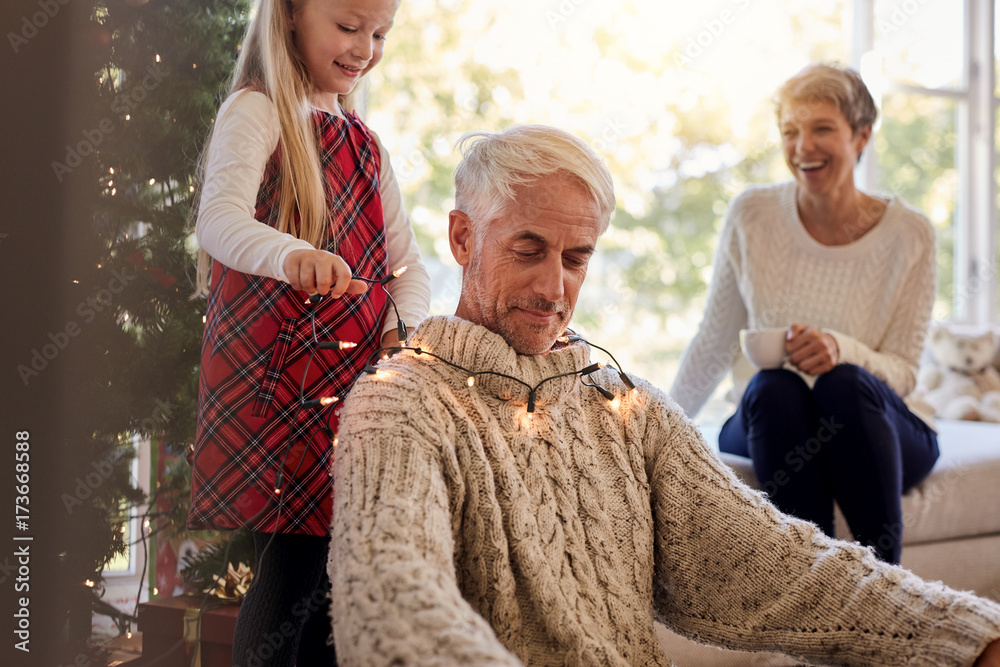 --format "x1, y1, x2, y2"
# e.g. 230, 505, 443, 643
380, 265, 408, 285
302, 396, 338, 409
317, 341, 357, 350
